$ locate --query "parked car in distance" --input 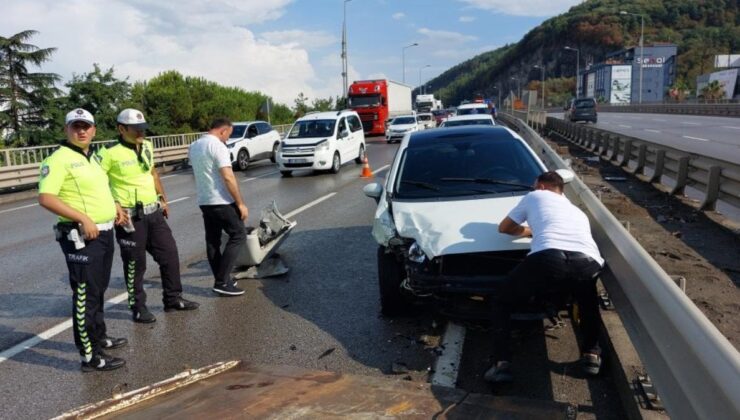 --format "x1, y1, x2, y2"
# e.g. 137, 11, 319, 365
363, 126, 575, 316
385, 115, 423, 143
564, 98, 598, 123
277, 110, 366, 176
226, 121, 282, 171
440, 114, 495, 127
416, 112, 436, 130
